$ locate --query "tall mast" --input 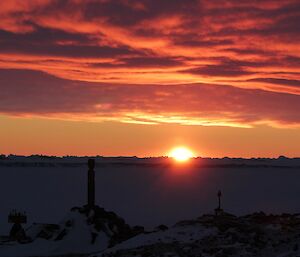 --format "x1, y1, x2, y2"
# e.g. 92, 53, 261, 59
87, 159, 95, 208
218, 190, 222, 210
